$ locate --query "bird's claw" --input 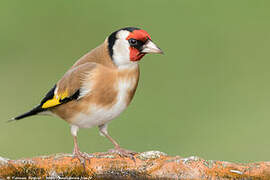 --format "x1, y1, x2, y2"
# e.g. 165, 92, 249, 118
108, 147, 137, 161
72, 151, 91, 168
